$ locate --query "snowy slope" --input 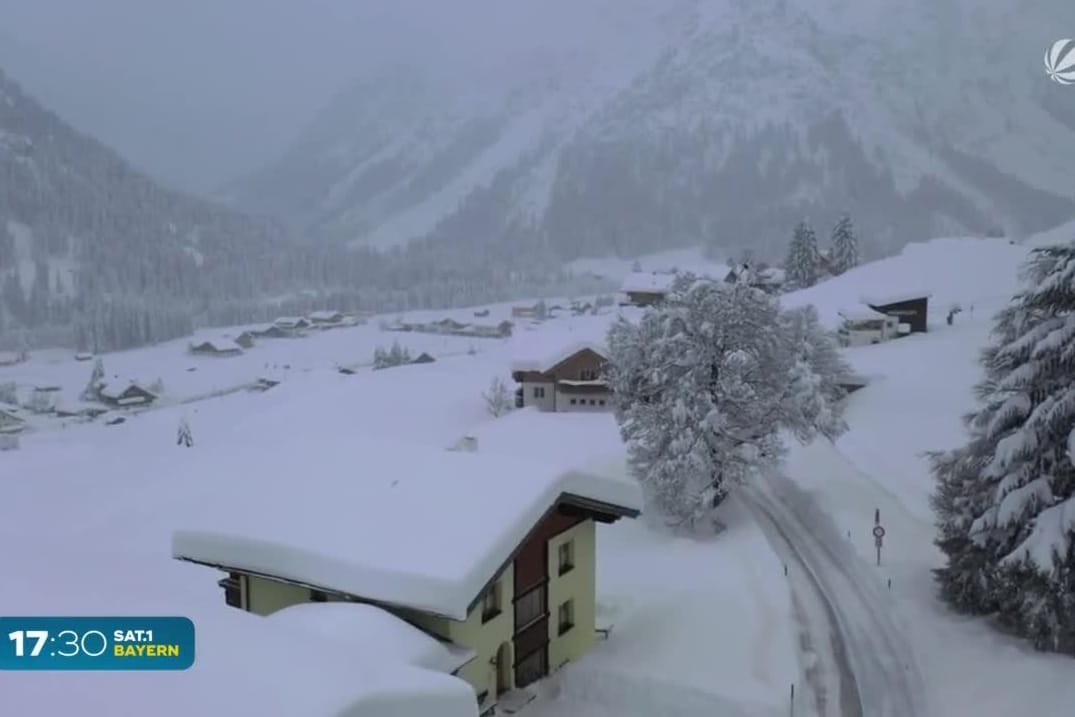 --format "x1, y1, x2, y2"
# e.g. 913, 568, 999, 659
230, 0, 1075, 258
776, 233, 1075, 715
